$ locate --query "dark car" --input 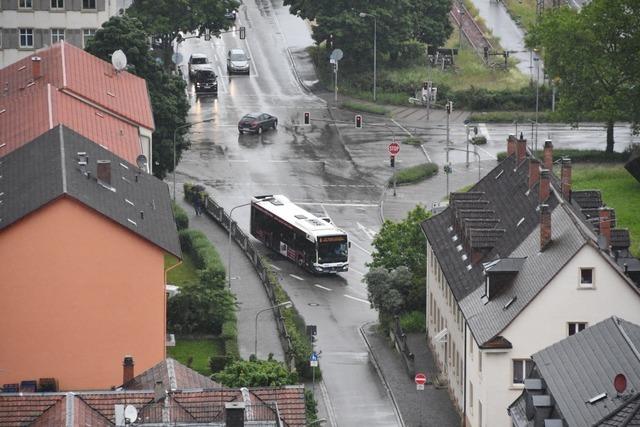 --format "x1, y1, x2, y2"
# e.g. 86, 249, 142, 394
193, 68, 218, 93
238, 112, 278, 134
225, 9, 237, 20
